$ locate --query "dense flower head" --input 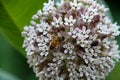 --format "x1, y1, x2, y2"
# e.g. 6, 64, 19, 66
22, 0, 120, 80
